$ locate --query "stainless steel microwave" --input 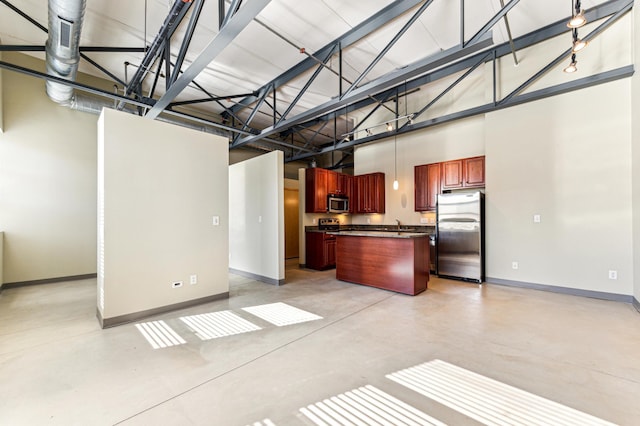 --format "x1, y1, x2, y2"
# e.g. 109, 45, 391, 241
327, 194, 349, 213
